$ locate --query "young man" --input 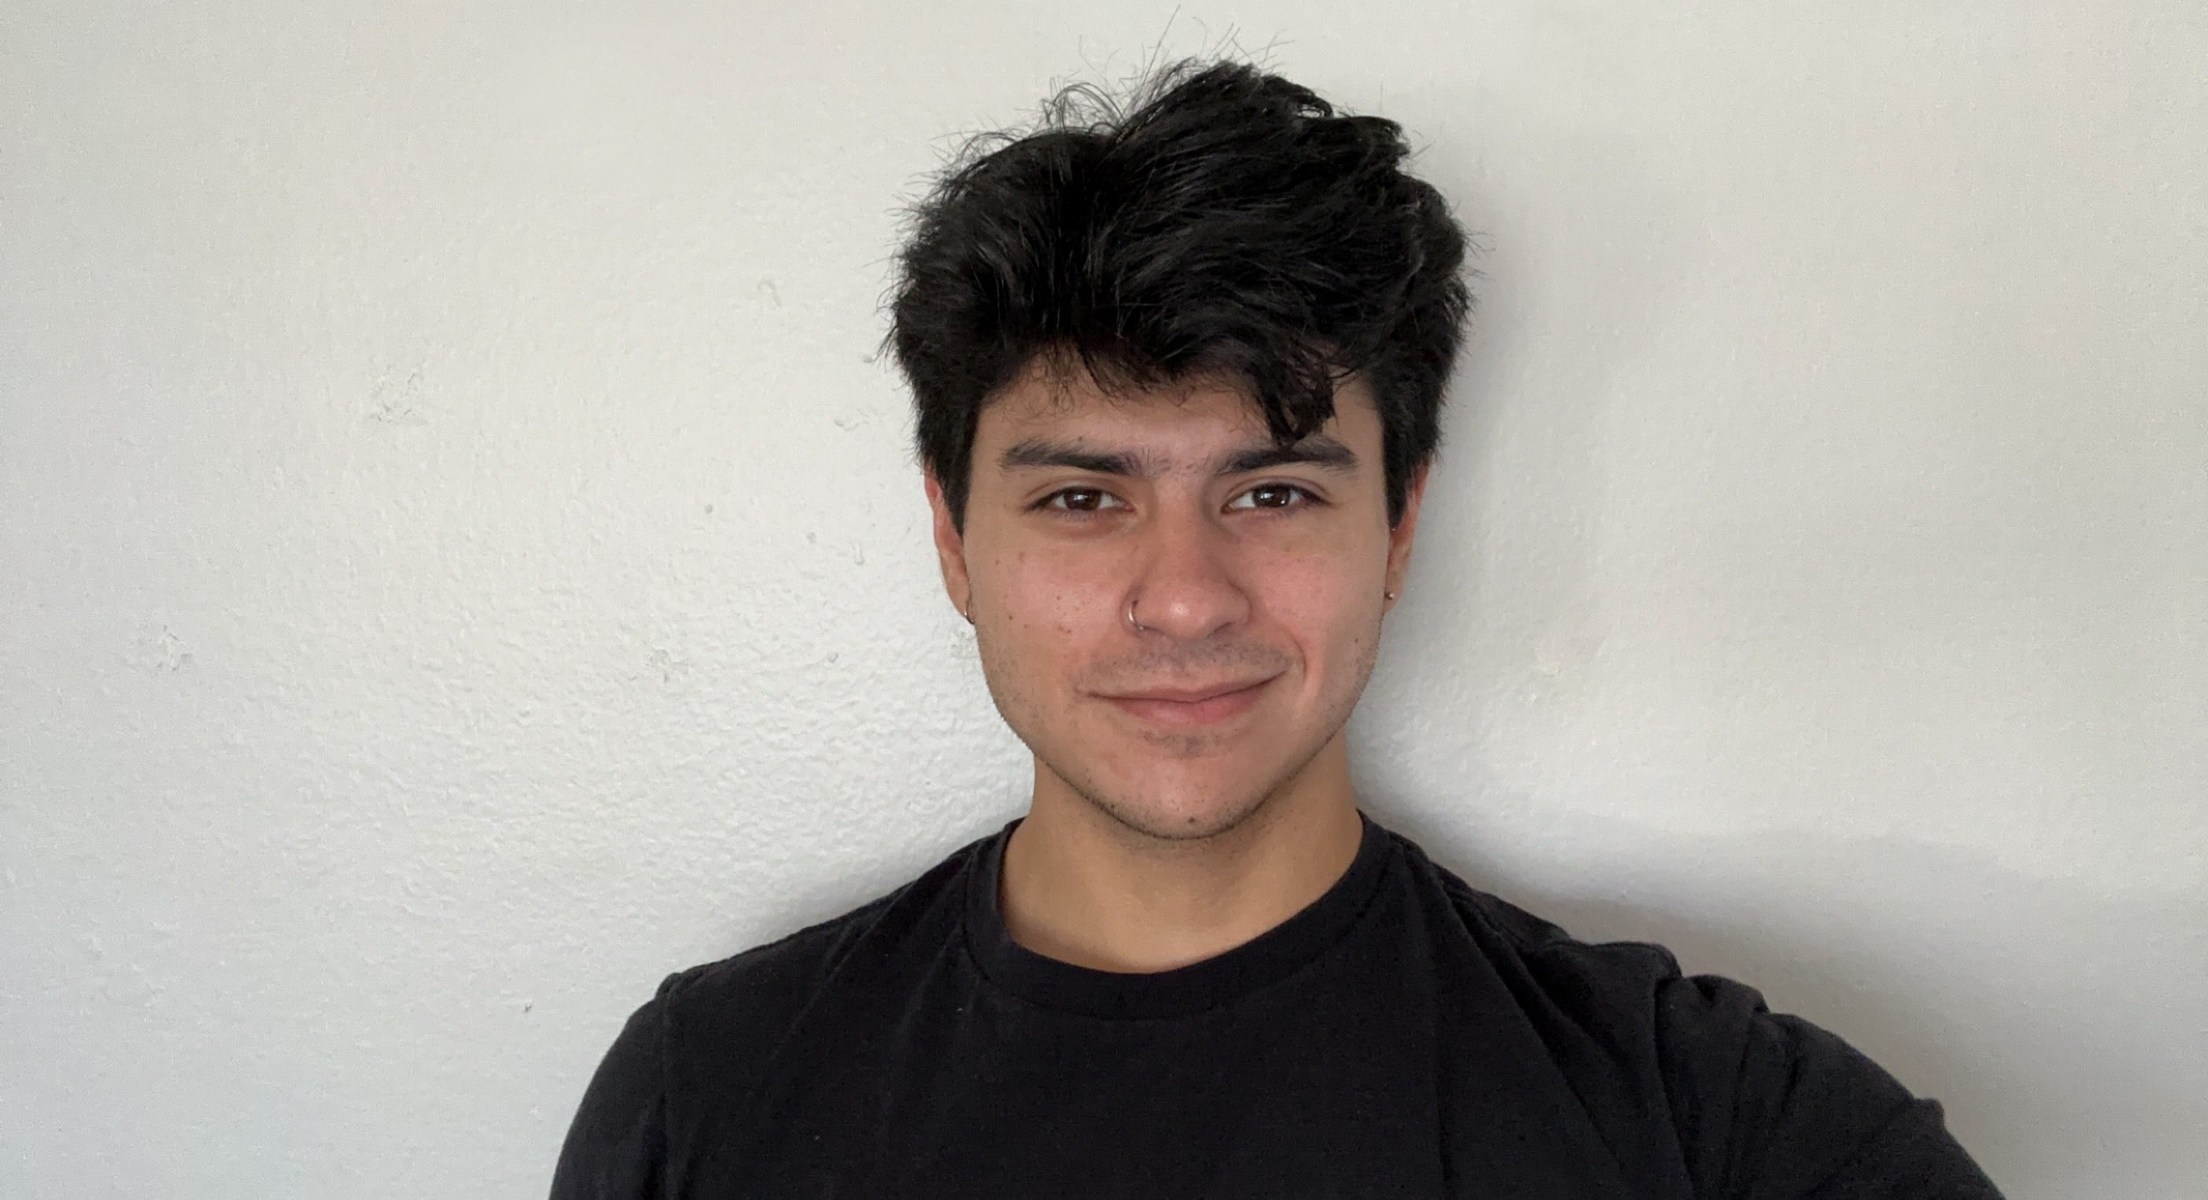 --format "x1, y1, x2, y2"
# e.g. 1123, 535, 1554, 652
551, 61, 2003, 1198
